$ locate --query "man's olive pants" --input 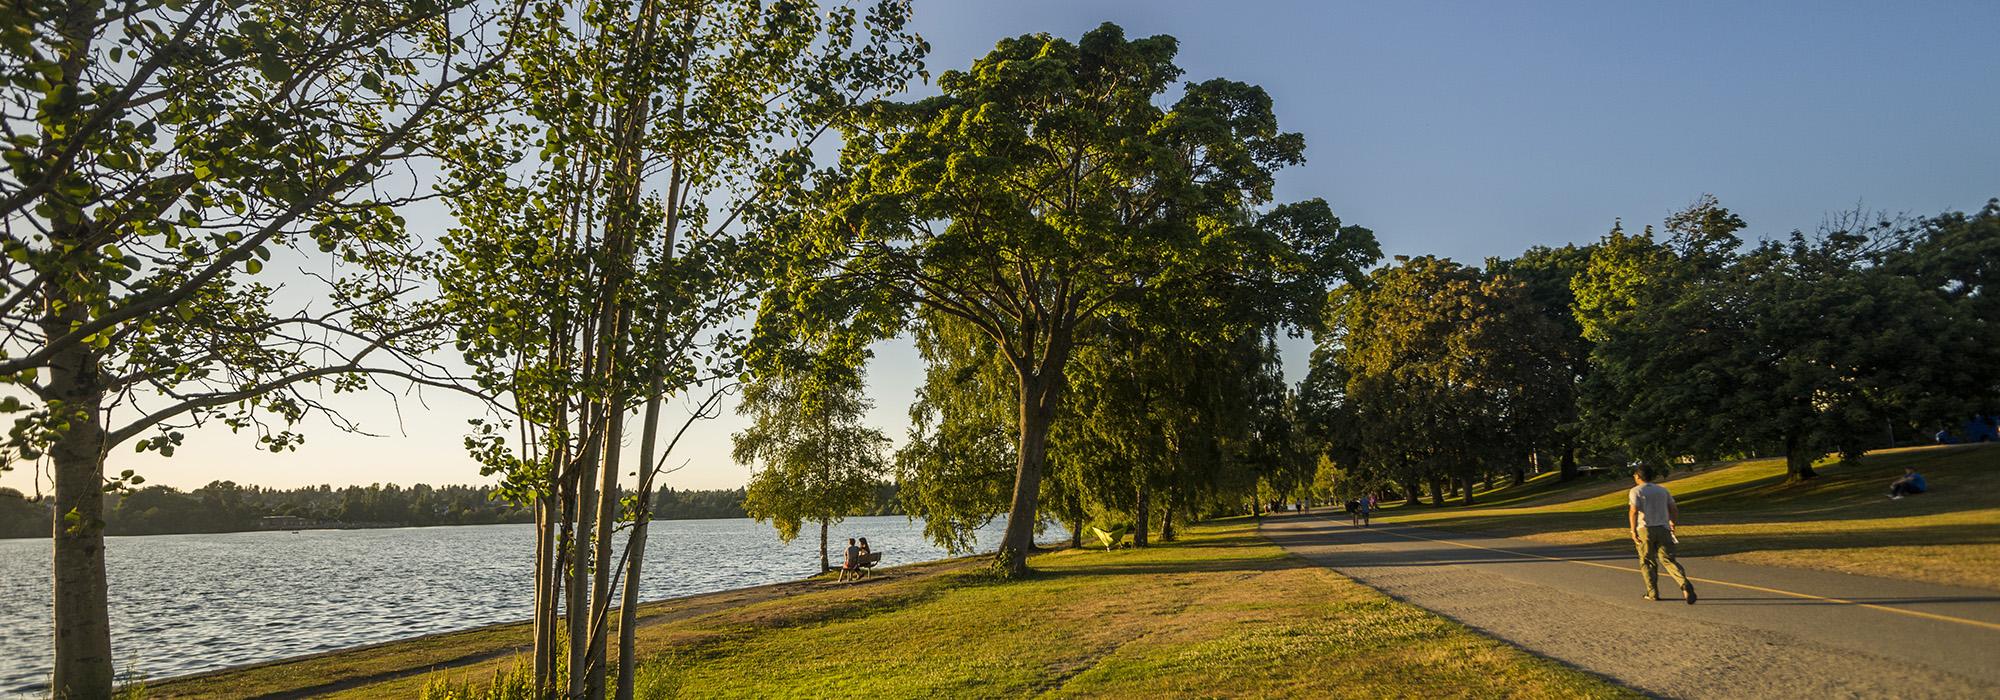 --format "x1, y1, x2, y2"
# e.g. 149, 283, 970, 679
1635, 525, 1692, 597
